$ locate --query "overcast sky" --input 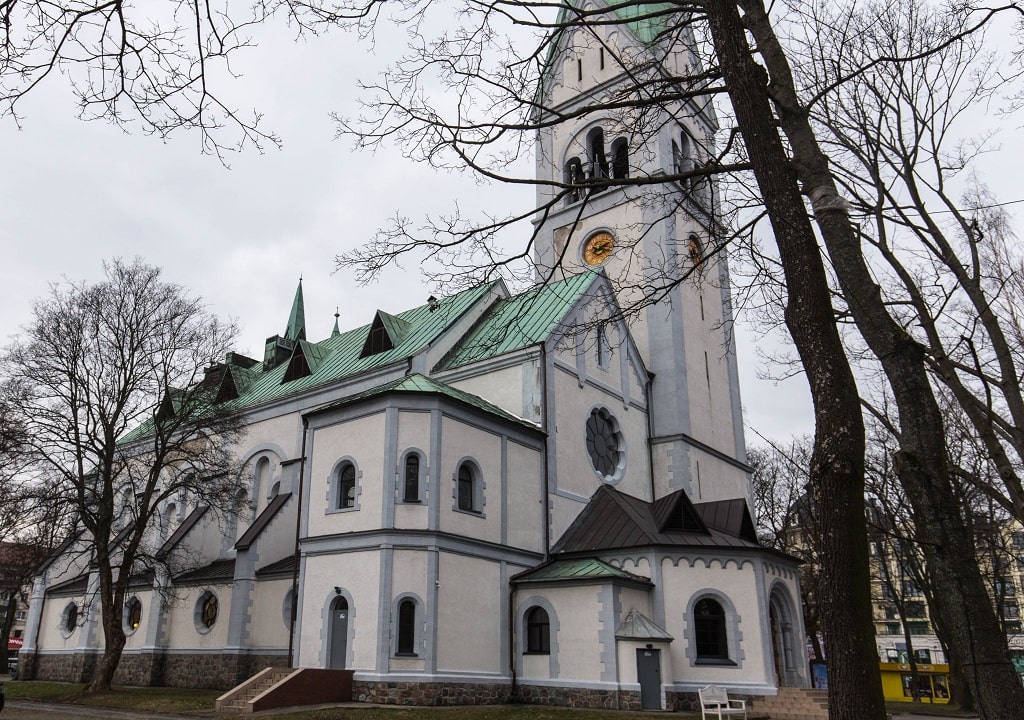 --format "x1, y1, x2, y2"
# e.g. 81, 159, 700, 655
9, 11, 1015, 446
